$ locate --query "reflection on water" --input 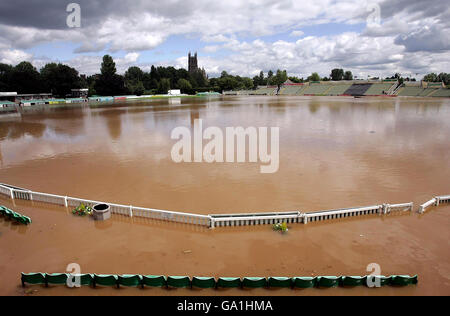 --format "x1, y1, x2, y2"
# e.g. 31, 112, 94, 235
0, 96, 449, 215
